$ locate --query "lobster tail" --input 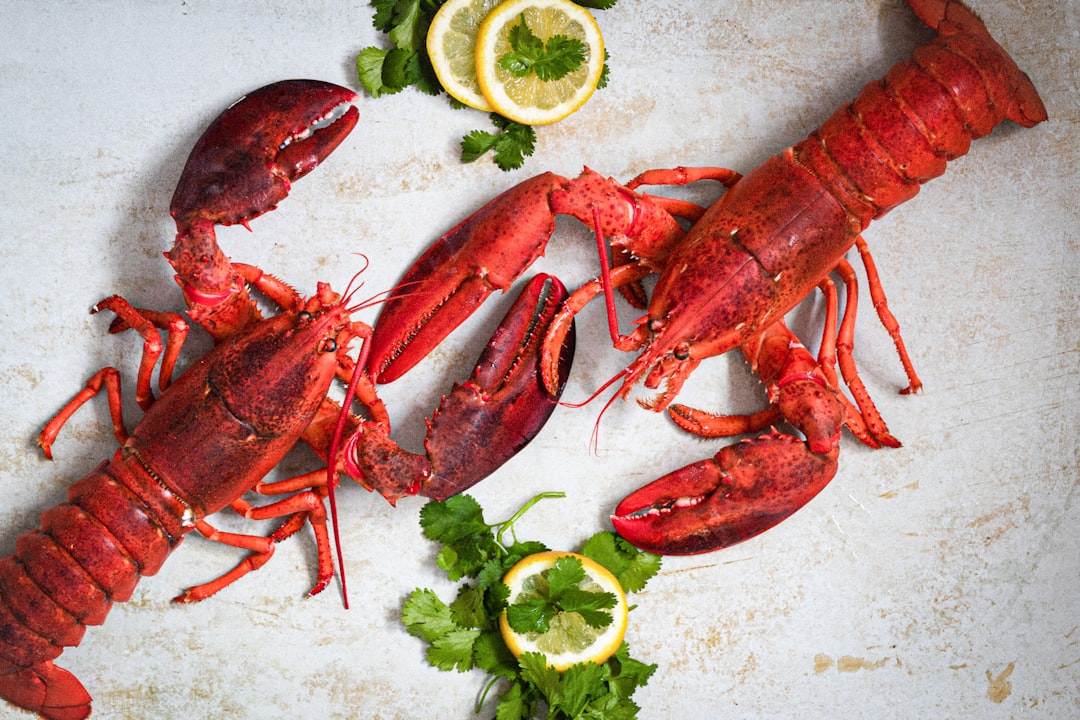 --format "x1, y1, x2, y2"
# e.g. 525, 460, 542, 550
907, 0, 1047, 129
793, 0, 1047, 224
0, 459, 186, 720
